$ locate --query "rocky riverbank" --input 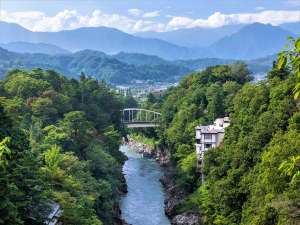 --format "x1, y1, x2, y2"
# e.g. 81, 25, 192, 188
160, 164, 201, 225
114, 155, 131, 225
124, 138, 201, 225
126, 137, 170, 165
